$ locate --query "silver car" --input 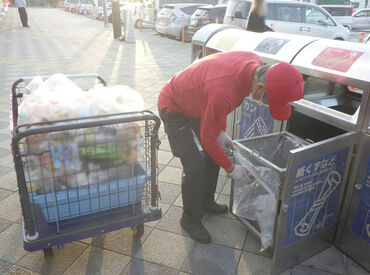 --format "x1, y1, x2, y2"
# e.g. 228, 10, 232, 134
352, 9, 370, 29
156, 3, 206, 39
224, 0, 349, 40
